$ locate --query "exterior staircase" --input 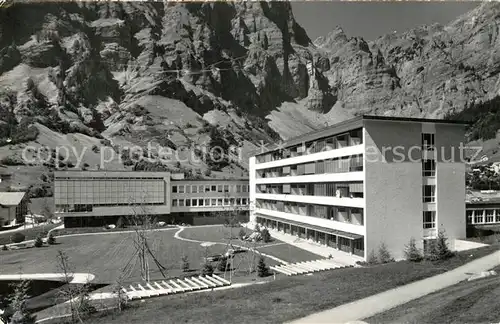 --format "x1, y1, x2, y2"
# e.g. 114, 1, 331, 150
122, 274, 231, 300
270, 259, 351, 276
